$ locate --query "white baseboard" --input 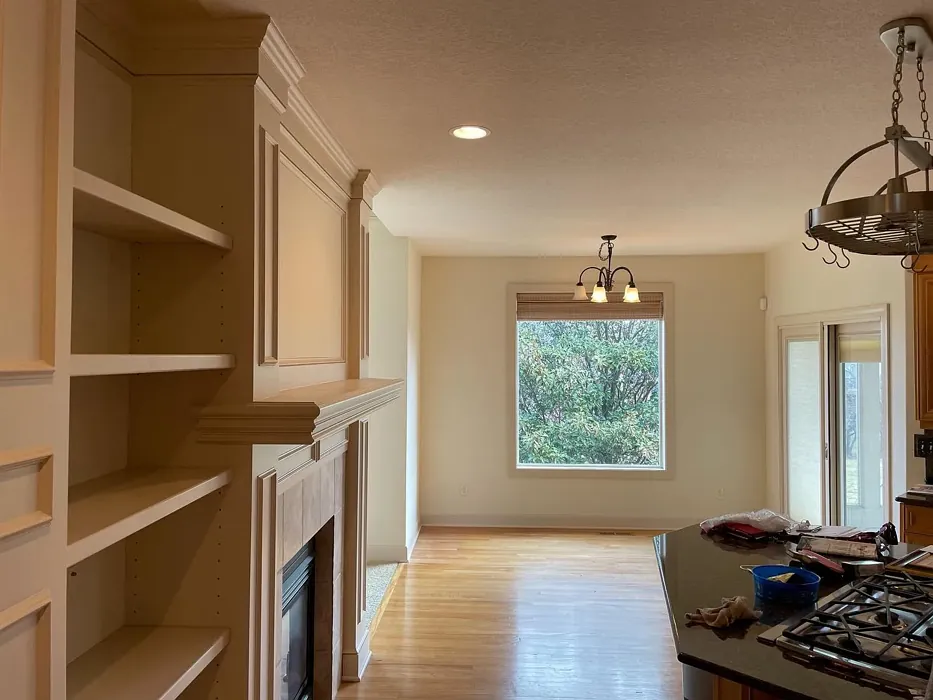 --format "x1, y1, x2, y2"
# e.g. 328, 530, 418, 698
405, 523, 421, 559
420, 513, 695, 531
366, 544, 409, 564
